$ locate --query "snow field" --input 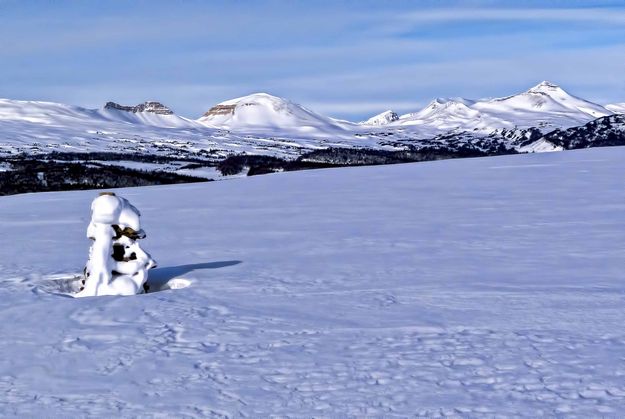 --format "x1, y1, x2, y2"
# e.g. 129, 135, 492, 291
1, 147, 625, 416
